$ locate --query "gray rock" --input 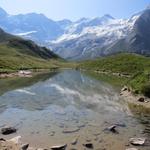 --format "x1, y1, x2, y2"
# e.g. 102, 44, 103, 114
1, 127, 17, 135
121, 86, 128, 92
51, 144, 67, 150
62, 127, 80, 134
21, 143, 29, 150
107, 125, 118, 133
83, 143, 94, 149
129, 138, 146, 146
71, 138, 78, 145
